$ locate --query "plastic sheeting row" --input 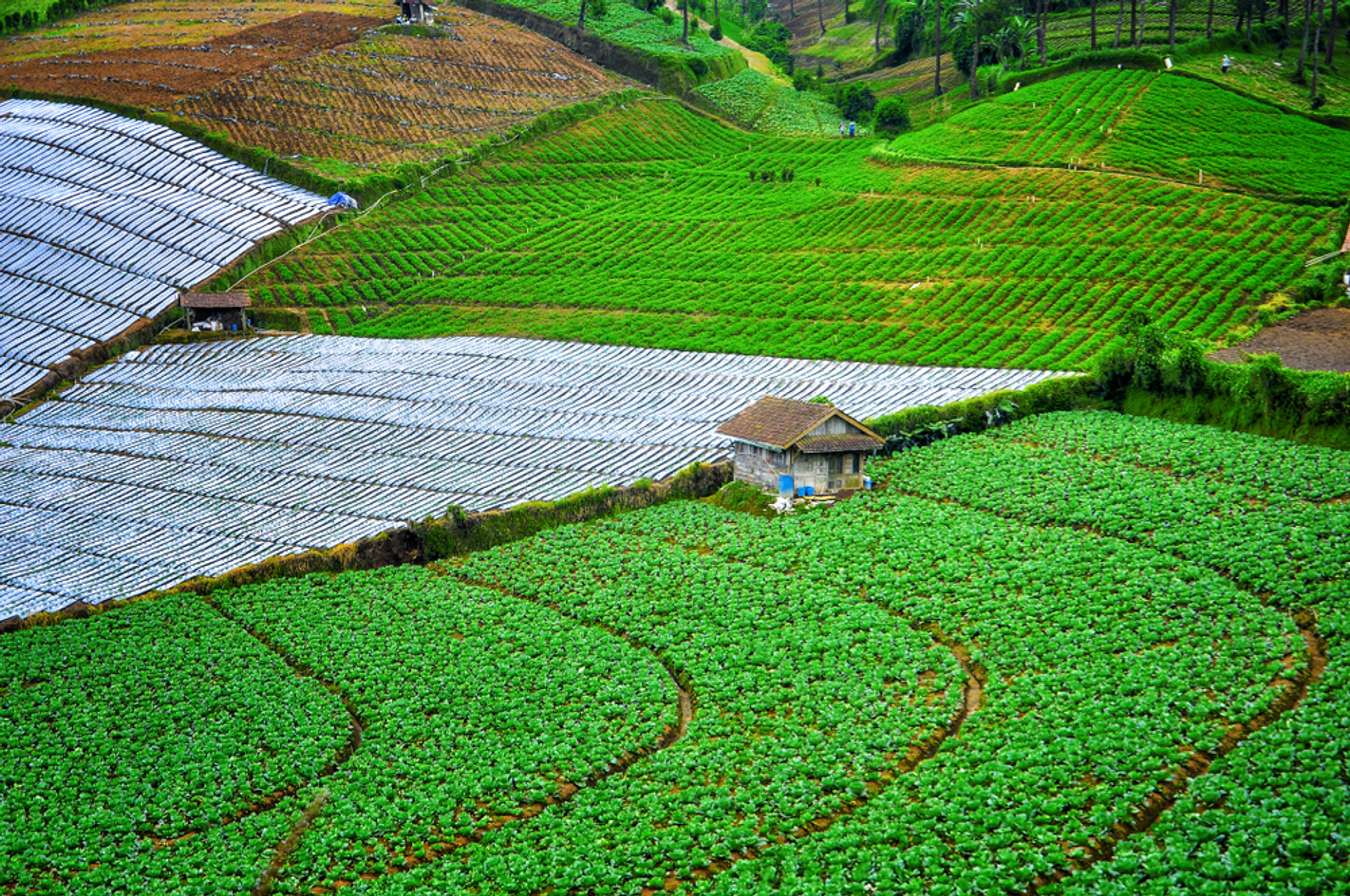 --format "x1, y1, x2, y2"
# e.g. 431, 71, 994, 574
0, 99, 326, 399
0, 335, 1064, 619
